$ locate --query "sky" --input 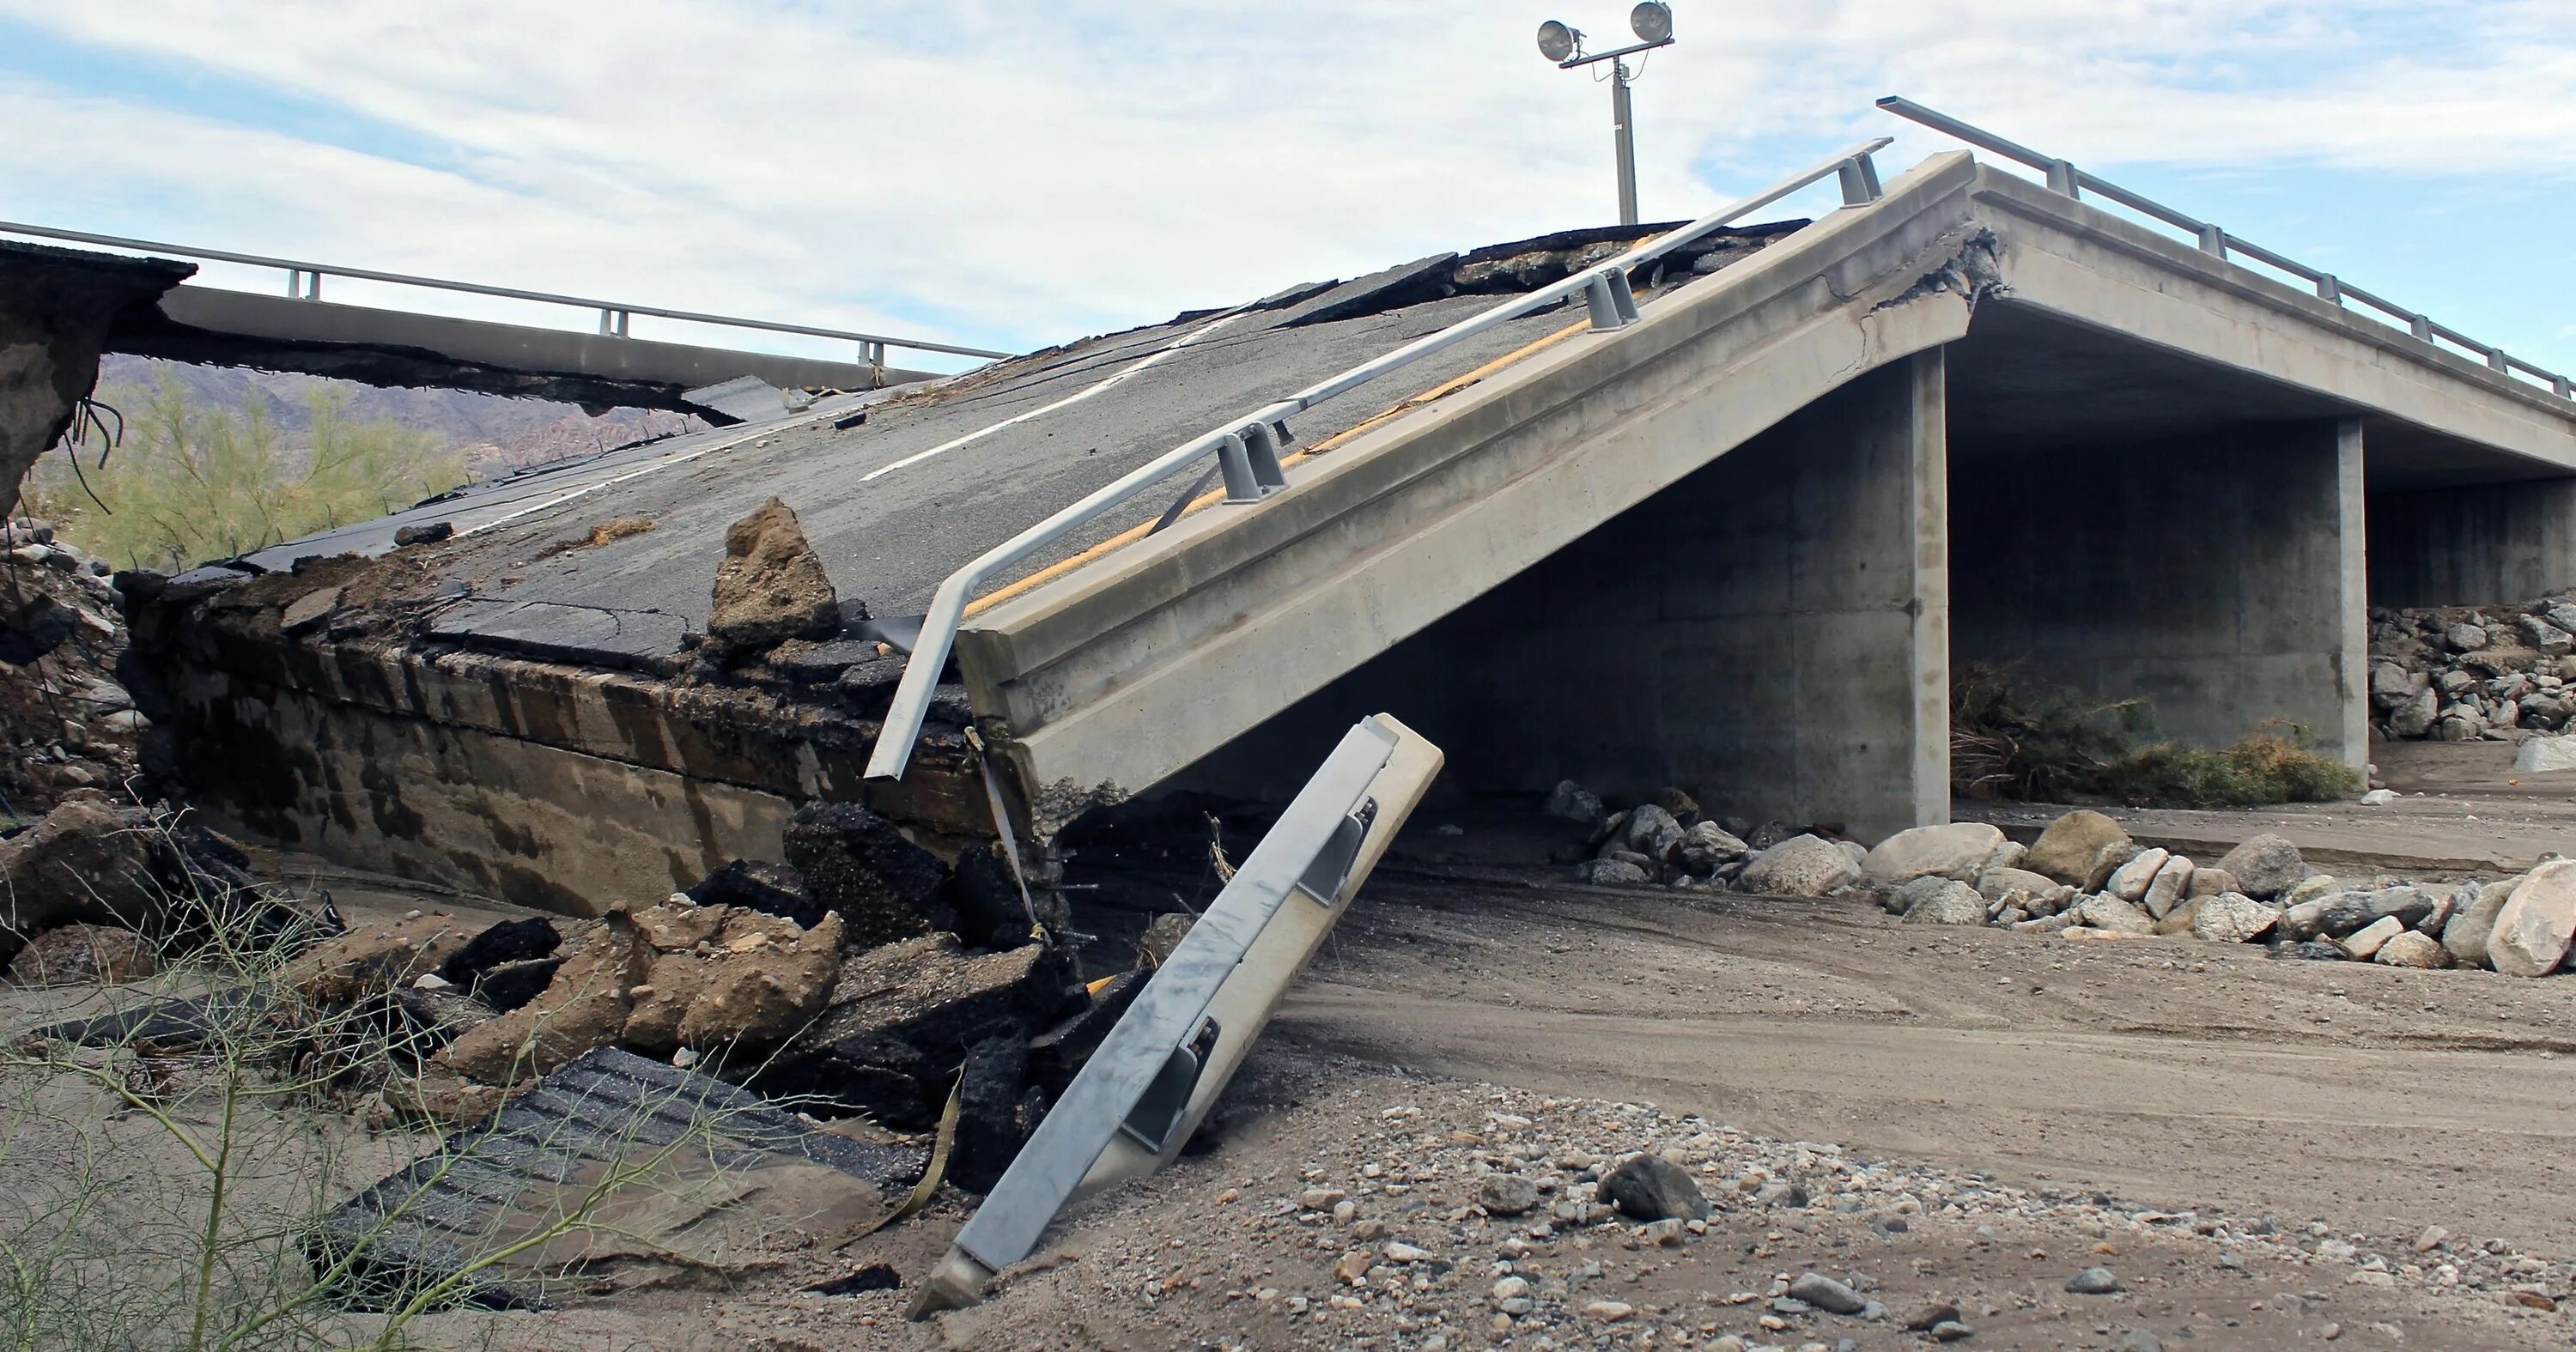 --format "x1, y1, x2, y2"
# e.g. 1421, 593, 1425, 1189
3, 1, 2572, 381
